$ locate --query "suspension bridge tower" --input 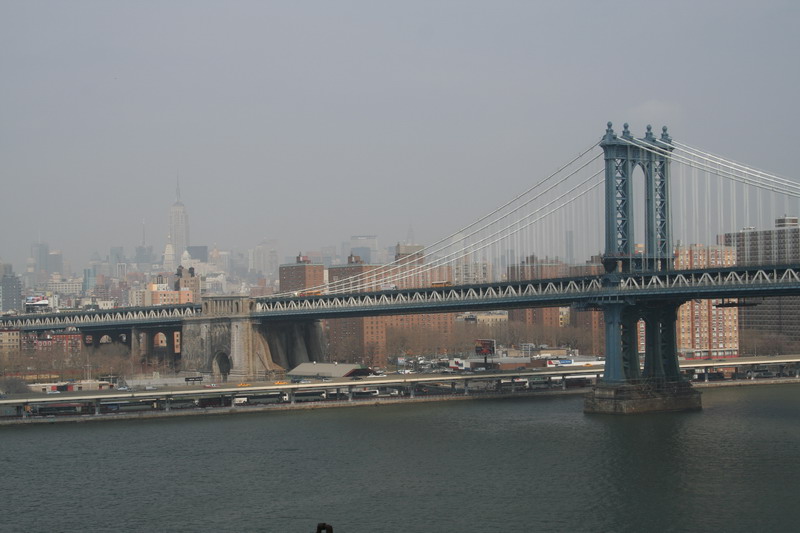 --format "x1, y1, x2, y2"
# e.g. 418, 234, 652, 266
585, 122, 702, 414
